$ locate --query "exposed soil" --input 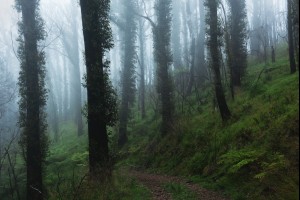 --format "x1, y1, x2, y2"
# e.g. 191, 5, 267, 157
127, 170, 230, 200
